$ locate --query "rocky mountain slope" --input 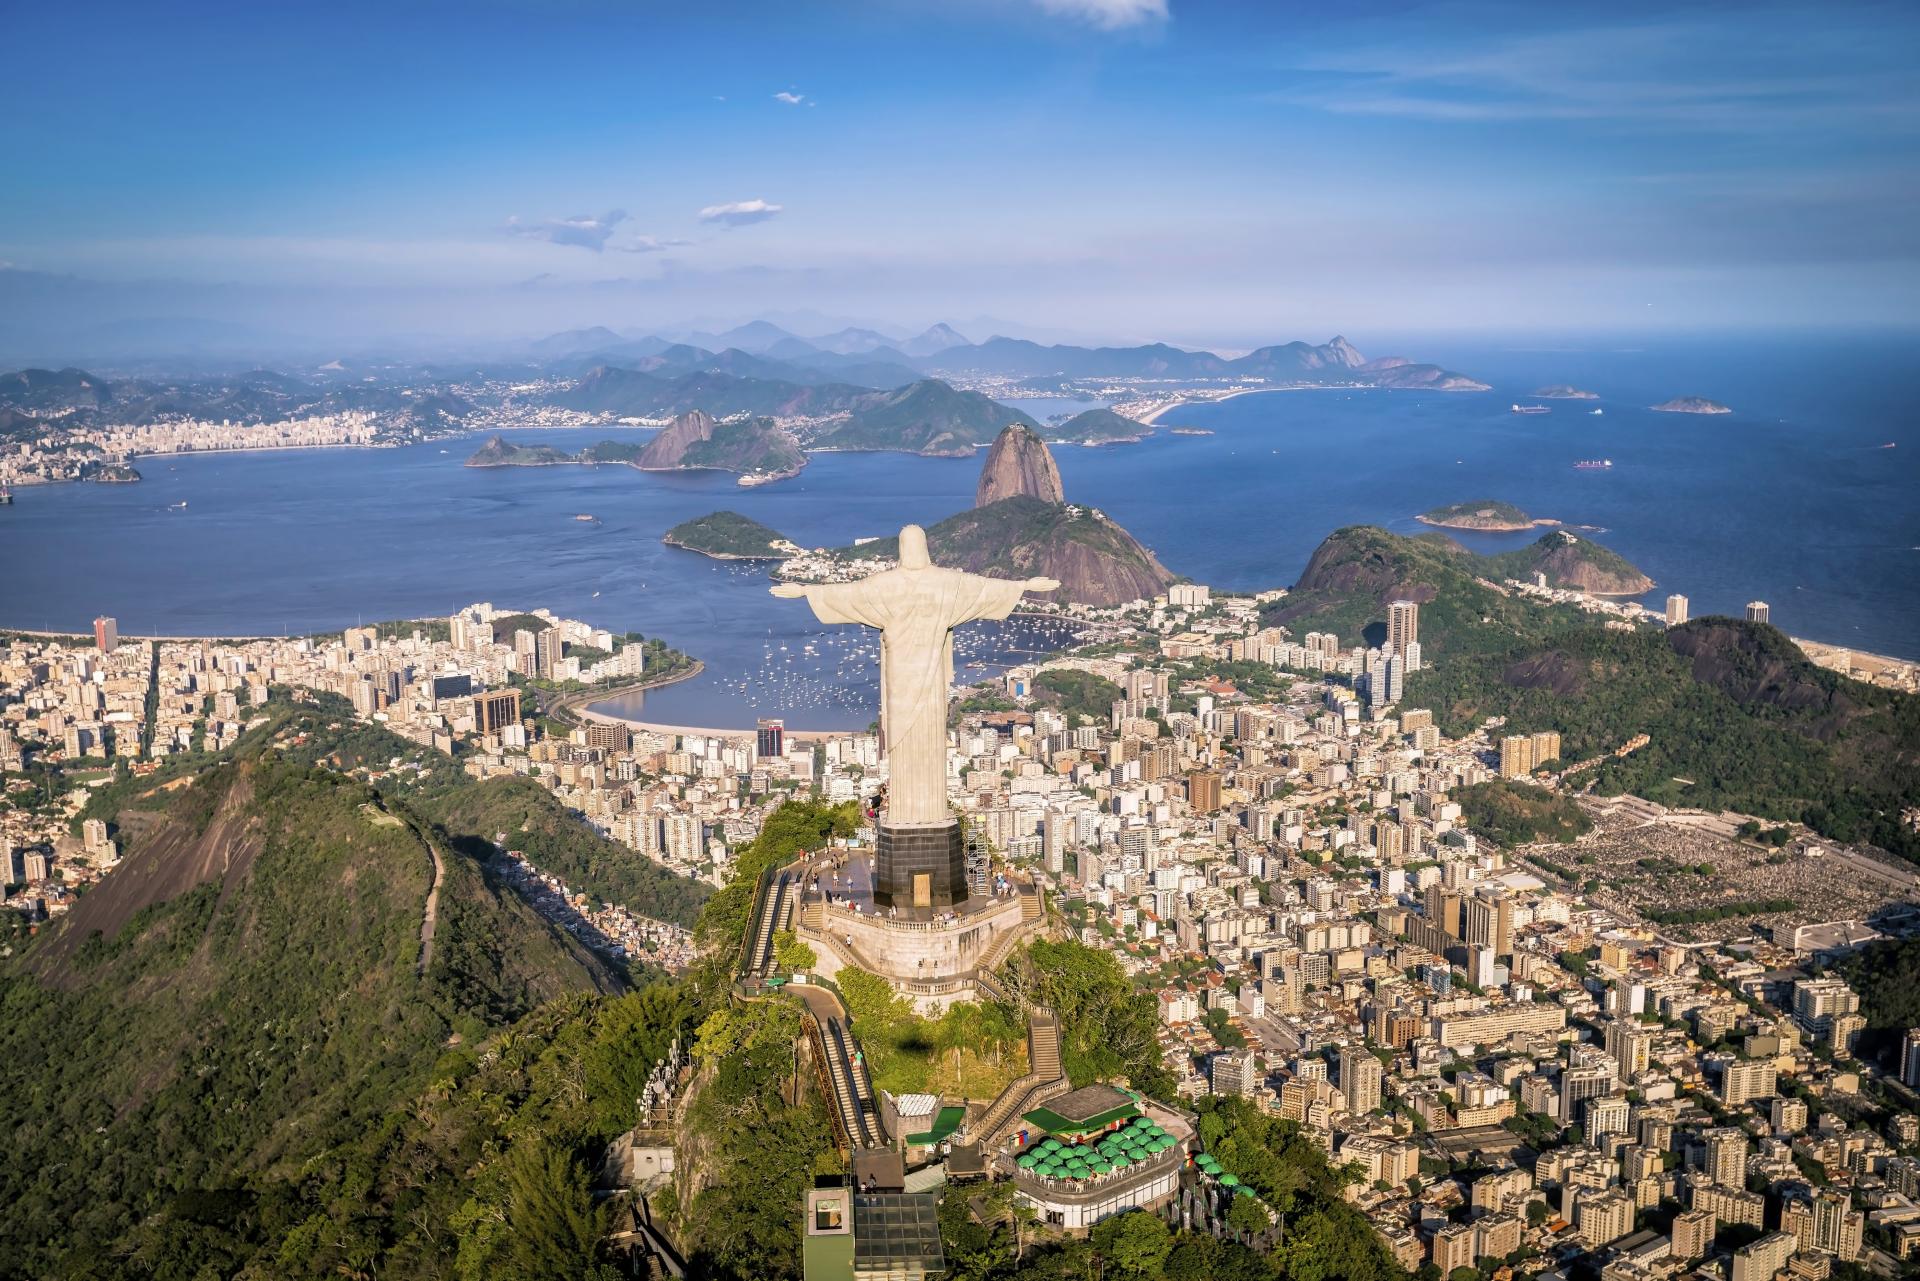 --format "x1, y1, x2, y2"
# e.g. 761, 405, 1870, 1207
1485, 530, 1655, 595
849, 495, 1175, 607
814, 379, 1037, 456
834, 426, 1175, 605
634, 409, 806, 478
1264, 525, 1608, 657
975, 422, 1064, 505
